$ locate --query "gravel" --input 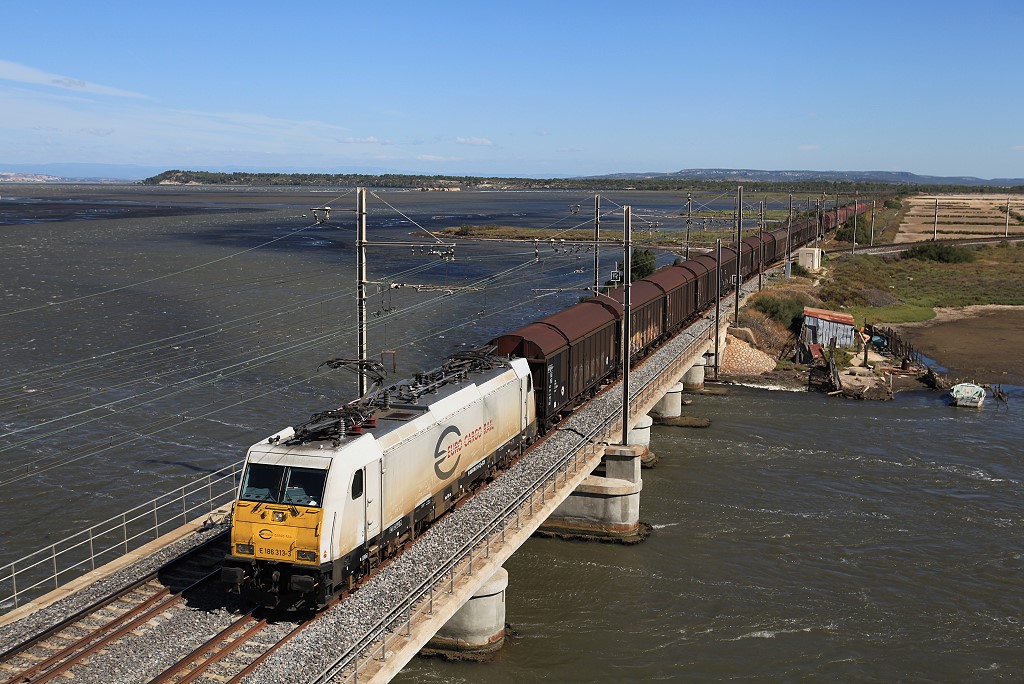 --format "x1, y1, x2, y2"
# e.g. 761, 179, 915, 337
0, 521, 228, 653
